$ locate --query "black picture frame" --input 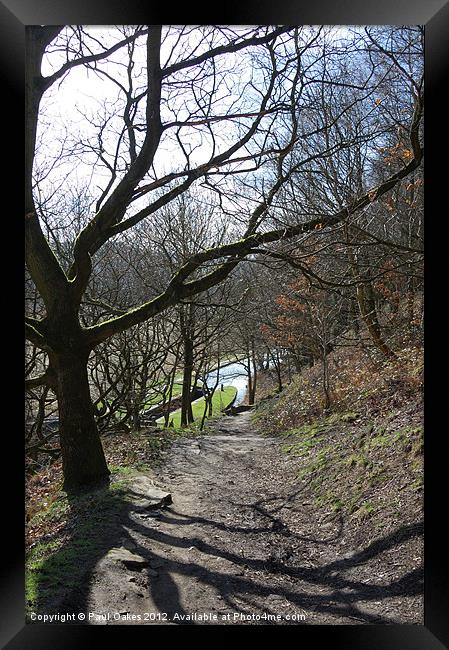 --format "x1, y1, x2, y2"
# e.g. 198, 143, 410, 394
3, 1, 448, 647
